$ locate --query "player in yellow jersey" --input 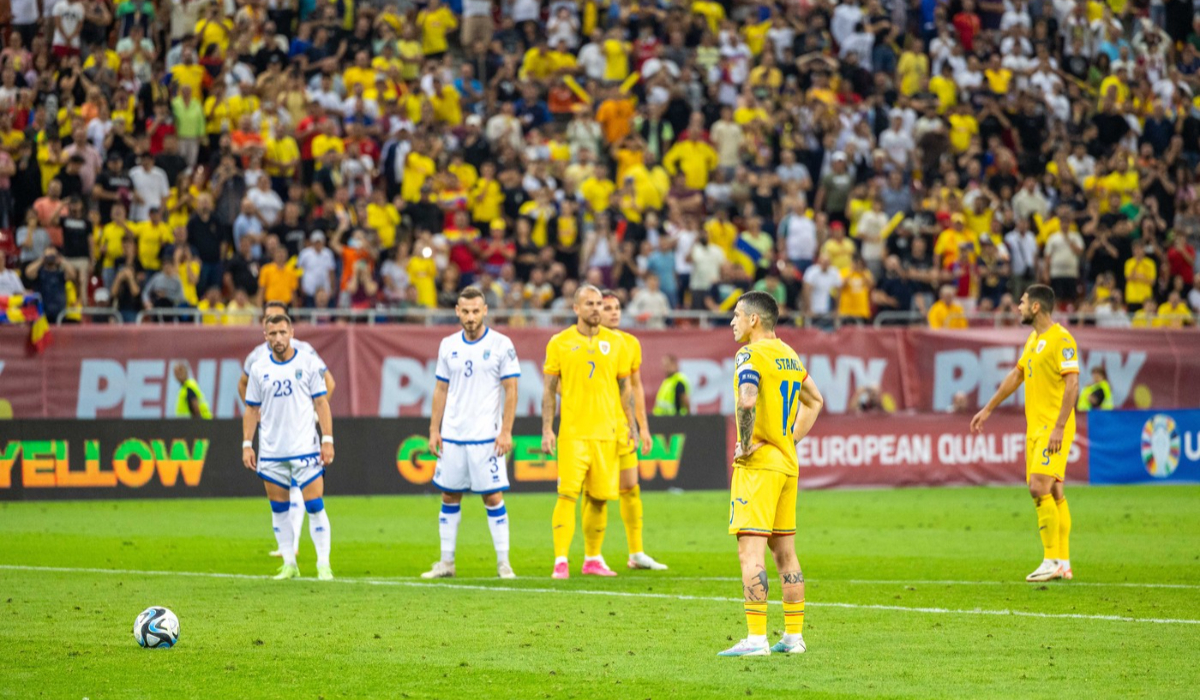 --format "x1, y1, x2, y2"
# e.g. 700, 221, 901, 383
599, 290, 669, 571
719, 292, 823, 657
542, 286, 637, 579
972, 285, 1080, 583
